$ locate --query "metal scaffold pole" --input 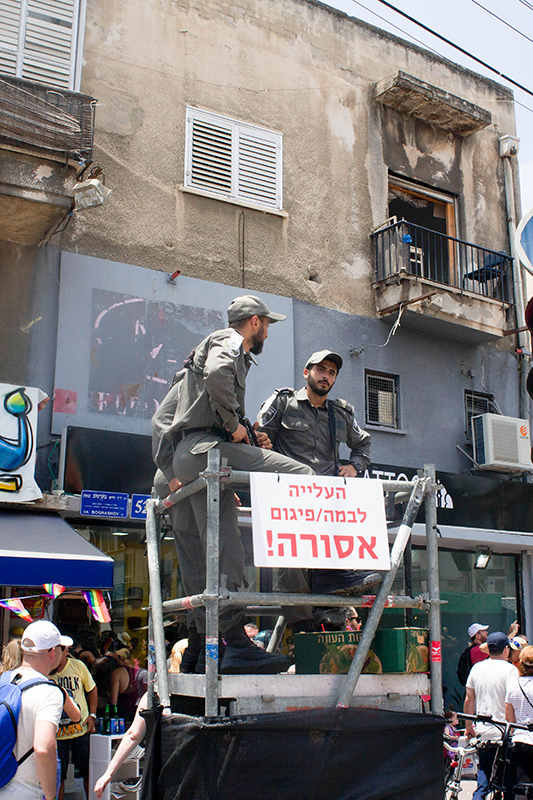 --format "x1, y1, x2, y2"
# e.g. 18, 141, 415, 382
204, 448, 221, 716
146, 497, 170, 709
425, 463, 443, 715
